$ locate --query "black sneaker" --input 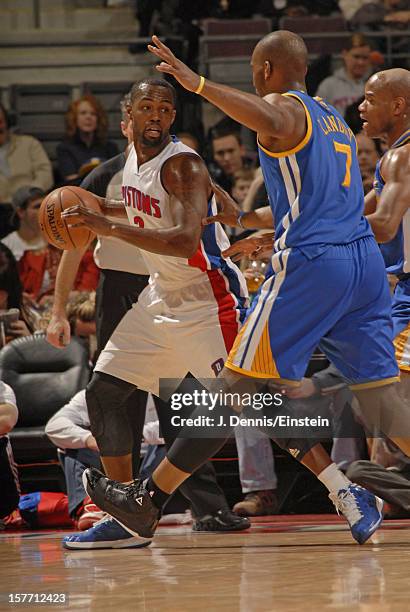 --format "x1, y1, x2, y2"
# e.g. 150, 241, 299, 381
82, 468, 159, 539
192, 509, 250, 532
